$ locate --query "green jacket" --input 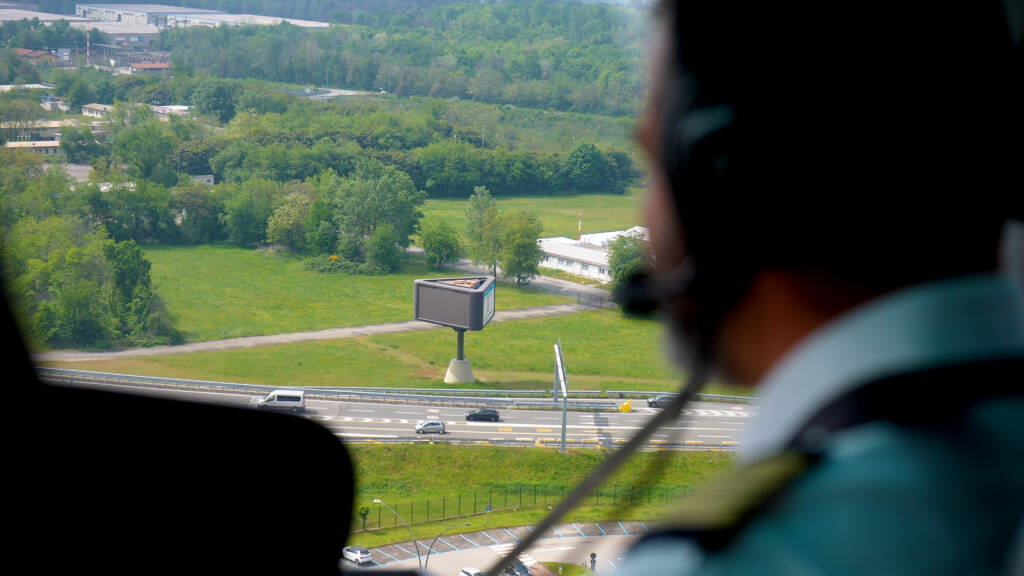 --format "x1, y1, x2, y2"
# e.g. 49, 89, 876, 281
616, 273, 1024, 575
